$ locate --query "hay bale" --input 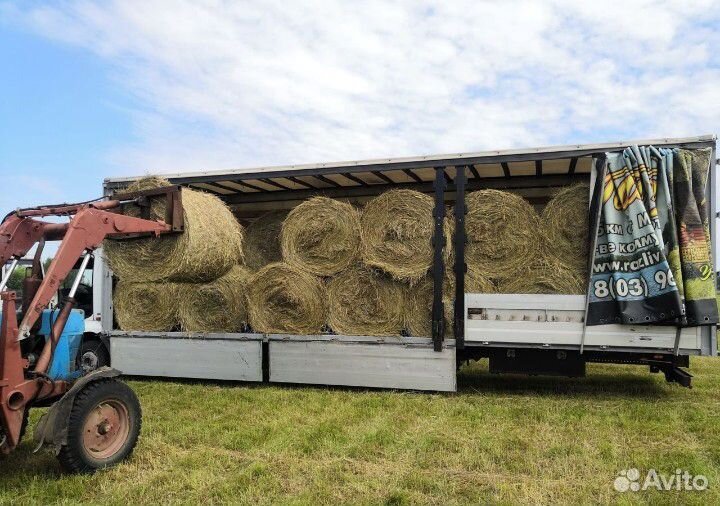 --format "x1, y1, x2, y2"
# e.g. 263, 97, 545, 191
541, 183, 590, 270
361, 190, 451, 283
247, 262, 326, 334
104, 177, 244, 283
178, 266, 252, 332
114, 281, 180, 331
465, 190, 541, 282
327, 265, 405, 336
281, 197, 360, 276
404, 267, 495, 337
497, 257, 586, 294
244, 211, 287, 271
